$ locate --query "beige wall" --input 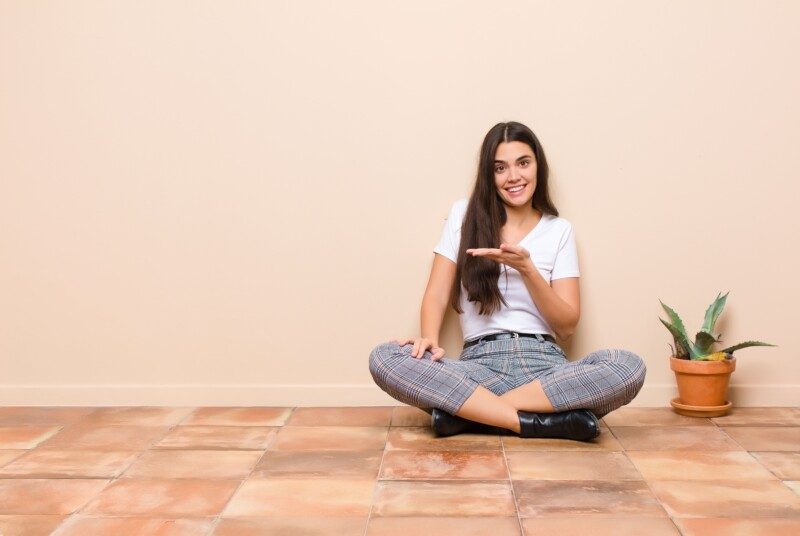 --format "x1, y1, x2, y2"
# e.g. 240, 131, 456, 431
1, 1, 798, 406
